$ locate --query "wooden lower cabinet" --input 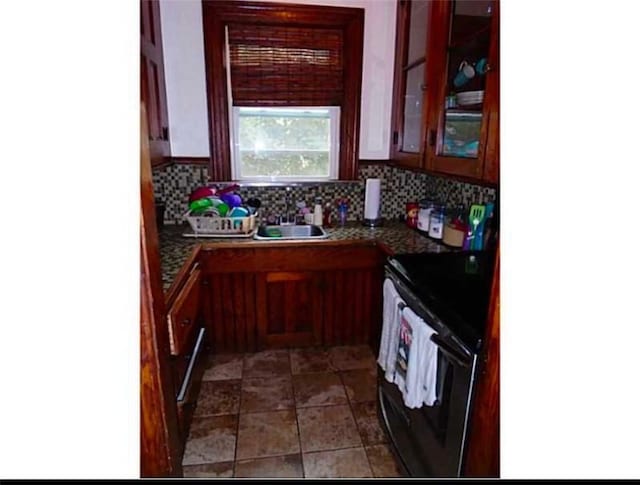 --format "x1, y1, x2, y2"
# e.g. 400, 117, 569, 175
164, 255, 210, 450
199, 243, 385, 352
